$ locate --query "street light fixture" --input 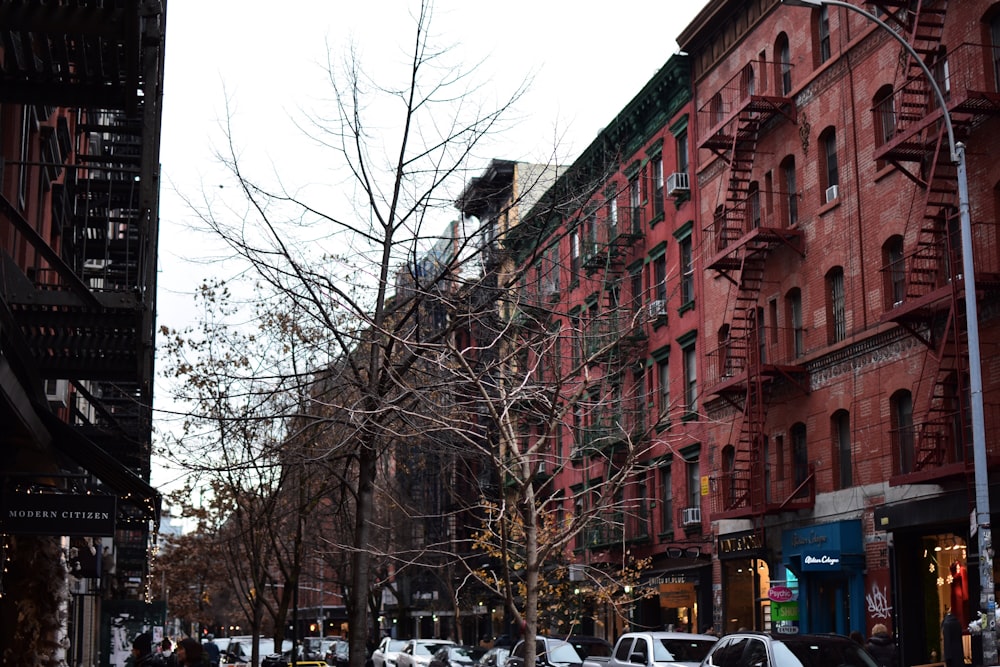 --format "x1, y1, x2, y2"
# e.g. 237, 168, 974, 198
781, 0, 995, 662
